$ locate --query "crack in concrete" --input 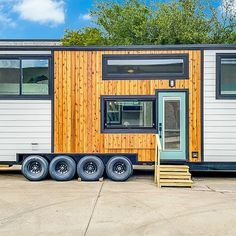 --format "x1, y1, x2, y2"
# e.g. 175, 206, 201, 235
84, 182, 104, 236
0, 197, 91, 227
205, 185, 236, 194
